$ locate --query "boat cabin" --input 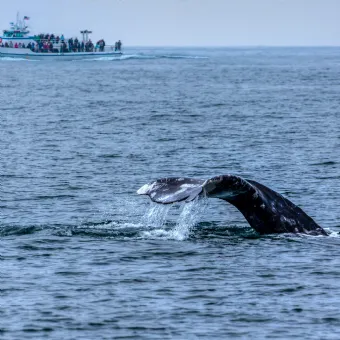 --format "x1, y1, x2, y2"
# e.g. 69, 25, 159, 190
3, 30, 30, 38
